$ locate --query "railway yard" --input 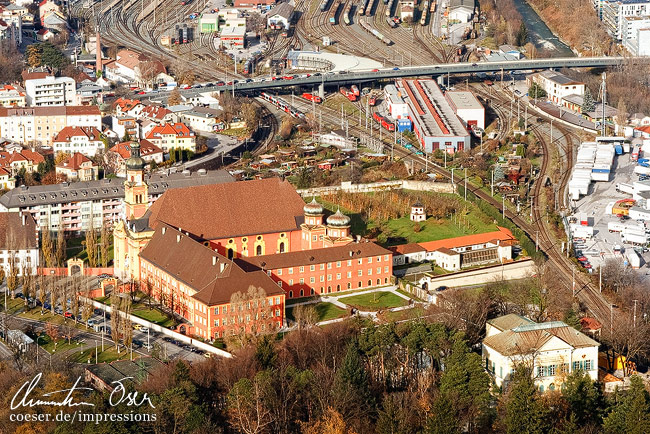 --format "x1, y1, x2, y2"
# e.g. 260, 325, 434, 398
70, 0, 636, 332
